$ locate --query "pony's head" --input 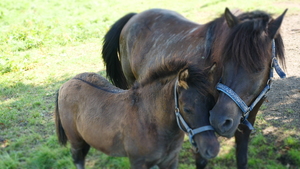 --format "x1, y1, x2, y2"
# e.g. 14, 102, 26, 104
209, 8, 287, 137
